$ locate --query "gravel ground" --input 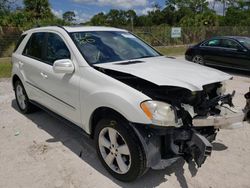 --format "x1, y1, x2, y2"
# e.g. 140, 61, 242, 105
0, 64, 249, 188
